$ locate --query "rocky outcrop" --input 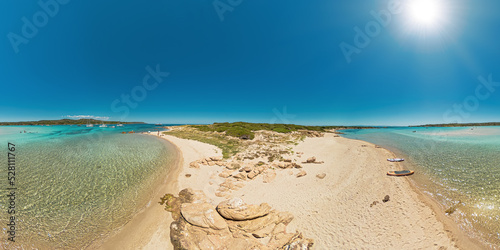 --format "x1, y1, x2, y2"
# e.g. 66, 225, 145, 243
189, 157, 227, 169
163, 189, 314, 250
216, 198, 271, 221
